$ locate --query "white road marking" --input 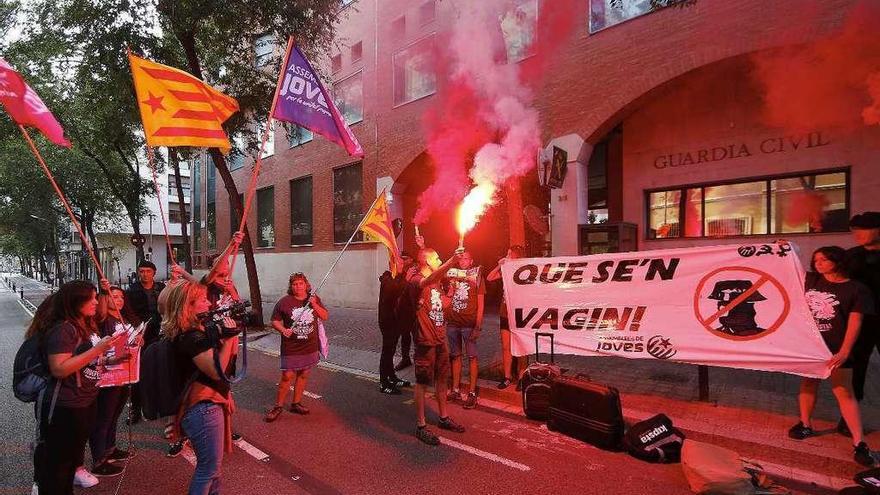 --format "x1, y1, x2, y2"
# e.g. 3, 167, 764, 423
303, 391, 322, 399
234, 438, 271, 462
438, 436, 531, 472
15, 297, 35, 317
